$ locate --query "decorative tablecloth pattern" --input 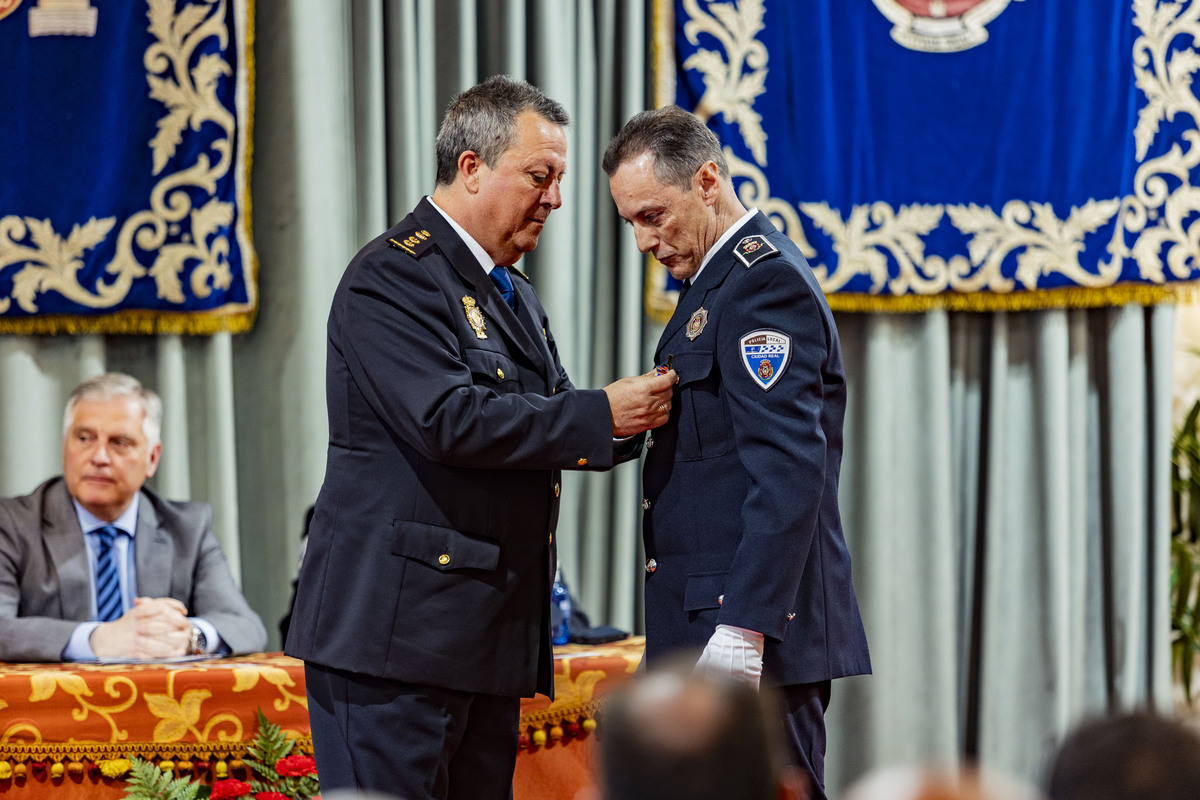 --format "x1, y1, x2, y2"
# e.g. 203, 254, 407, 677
0, 638, 644, 799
